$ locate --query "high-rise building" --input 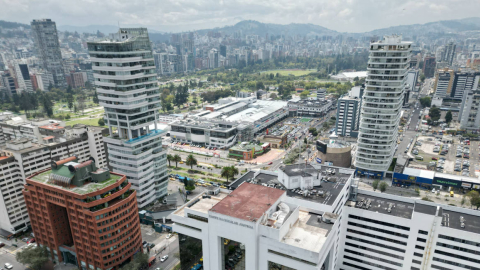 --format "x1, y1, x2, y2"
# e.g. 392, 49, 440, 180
317, 88, 326, 101
336, 95, 361, 137
433, 69, 480, 100
14, 63, 34, 93
442, 41, 456, 66
356, 35, 411, 179
88, 28, 168, 207
23, 156, 142, 269
0, 70, 17, 96
31, 19, 66, 86
459, 90, 480, 130
423, 56, 436, 78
